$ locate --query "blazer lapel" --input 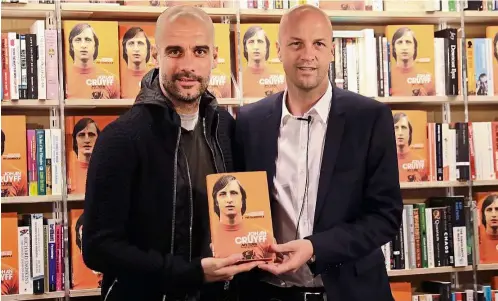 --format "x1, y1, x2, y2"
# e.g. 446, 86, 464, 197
314, 87, 346, 226
260, 93, 283, 192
